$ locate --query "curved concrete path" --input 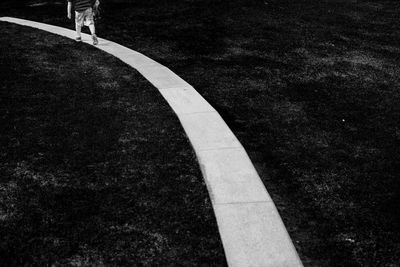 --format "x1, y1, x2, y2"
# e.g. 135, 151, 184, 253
0, 17, 303, 267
